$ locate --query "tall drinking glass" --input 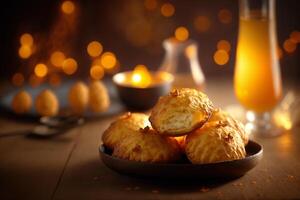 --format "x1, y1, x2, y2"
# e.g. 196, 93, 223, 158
234, 0, 283, 137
